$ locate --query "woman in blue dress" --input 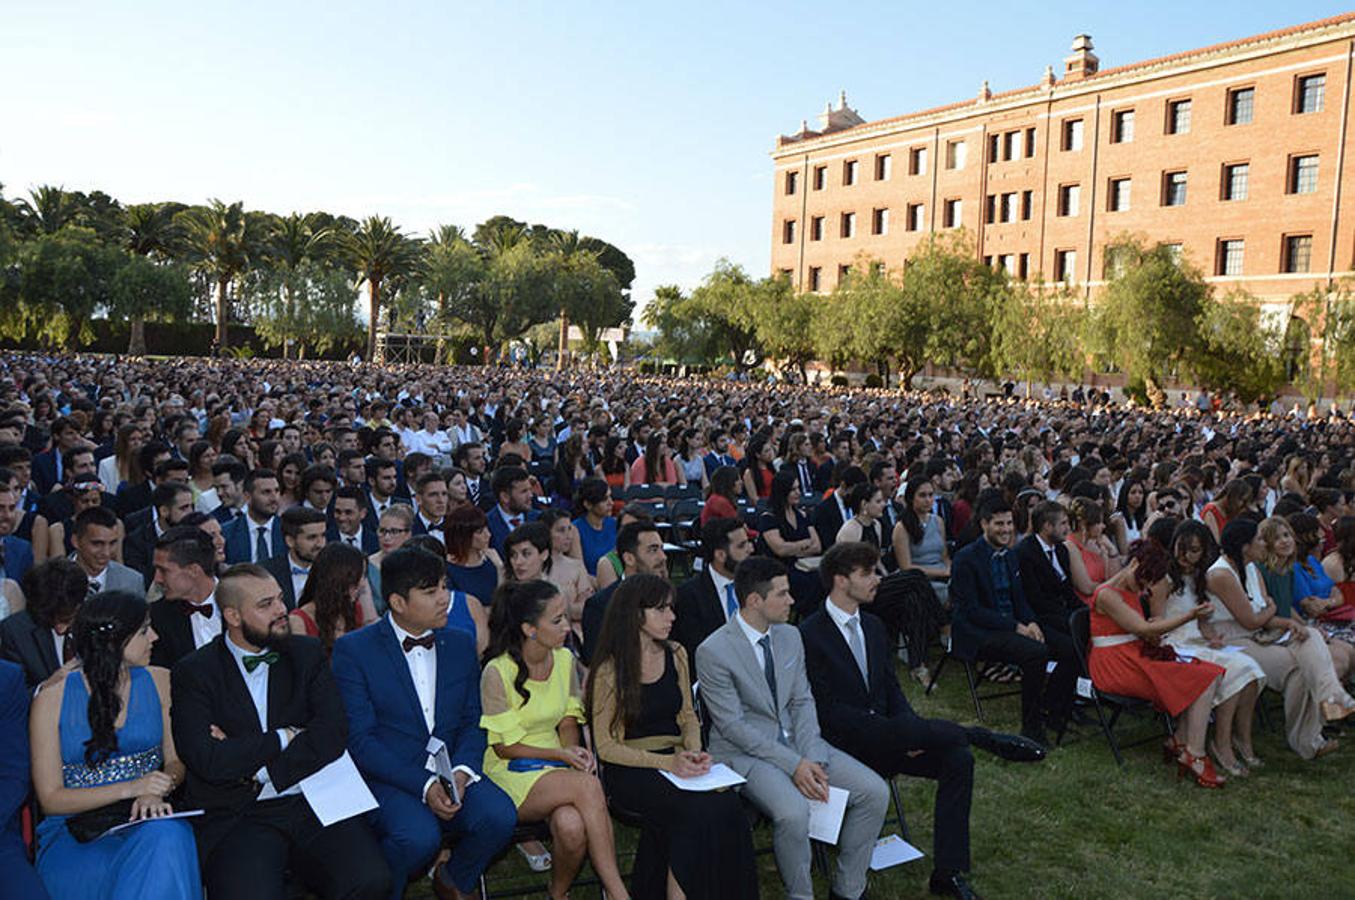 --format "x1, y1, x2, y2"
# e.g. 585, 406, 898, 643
29, 590, 201, 900
572, 478, 618, 577
445, 504, 502, 605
